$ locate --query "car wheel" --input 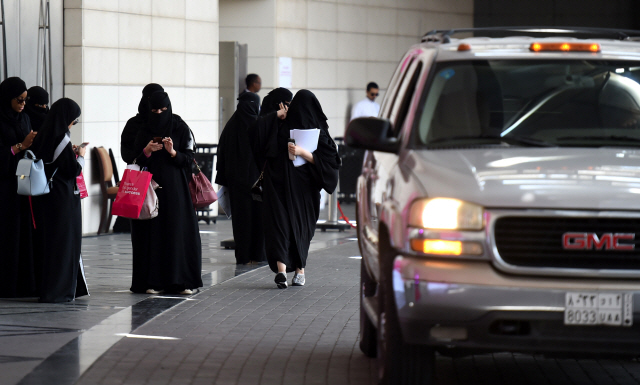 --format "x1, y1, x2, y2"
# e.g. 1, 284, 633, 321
377, 227, 435, 385
360, 258, 377, 357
